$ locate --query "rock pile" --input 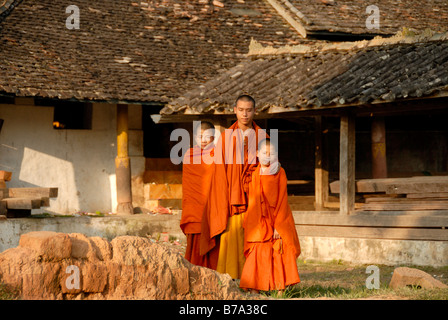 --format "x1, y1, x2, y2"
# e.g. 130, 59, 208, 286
0, 231, 244, 300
